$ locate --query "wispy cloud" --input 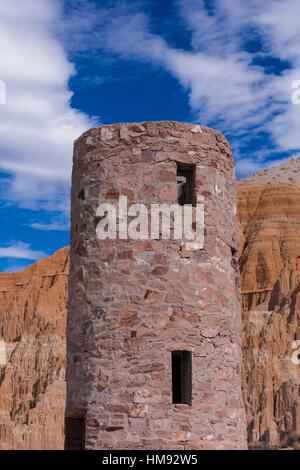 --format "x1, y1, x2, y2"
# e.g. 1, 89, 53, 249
1, 0, 300, 215
0, 0, 99, 211
0, 242, 47, 260
30, 221, 70, 231
66, 0, 300, 176
235, 156, 292, 178
99, 5, 273, 129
